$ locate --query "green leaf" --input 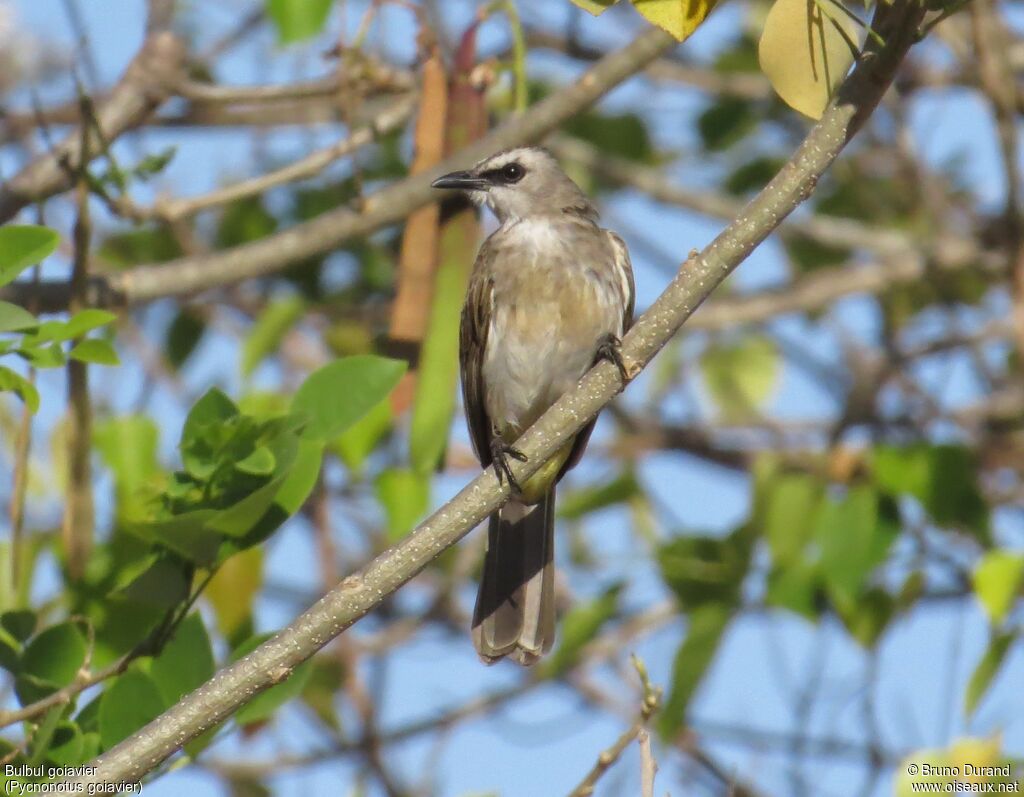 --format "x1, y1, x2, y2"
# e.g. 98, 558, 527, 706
816, 486, 897, 608
39, 309, 117, 342
87, 599, 164, 670
292, 355, 406, 441
409, 220, 473, 472
232, 634, 313, 726
836, 586, 894, 648
16, 340, 65, 368
0, 629, 20, 673
762, 472, 822, 566
242, 296, 306, 378
563, 111, 656, 165
0, 301, 38, 333
114, 556, 190, 606
150, 613, 215, 706
375, 468, 429, 543
784, 233, 850, 273
79, 731, 101, 762
1, 610, 36, 642
46, 722, 85, 766
16, 623, 87, 704
29, 705, 63, 765
925, 446, 989, 539
765, 562, 821, 620
973, 551, 1024, 625
333, 396, 393, 475
126, 511, 222, 565
98, 670, 165, 750
0, 365, 39, 412
241, 437, 322, 547
94, 414, 160, 522
128, 146, 177, 182
872, 445, 989, 539
558, 471, 641, 520
658, 603, 731, 738
540, 584, 622, 678
964, 633, 1015, 716
165, 309, 205, 370
267, 0, 333, 43
700, 336, 779, 420
238, 390, 290, 420
97, 226, 182, 269
207, 547, 263, 643
265, 436, 321, 517
872, 446, 931, 502
0, 225, 59, 287
69, 338, 119, 366
725, 156, 786, 195
207, 472, 292, 538
217, 195, 280, 247
697, 97, 758, 151
235, 445, 277, 476
300, 656, 345, 731
657, 527, 753, 611
182, 389, 240, 450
